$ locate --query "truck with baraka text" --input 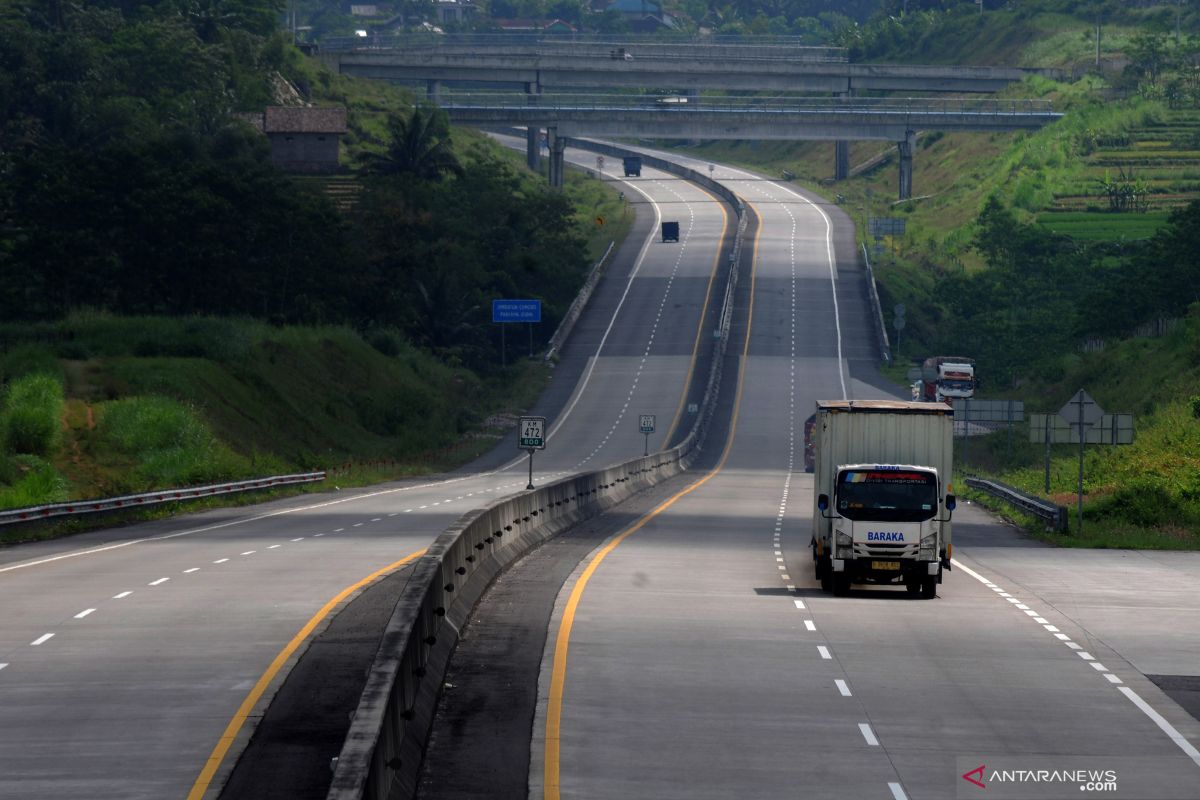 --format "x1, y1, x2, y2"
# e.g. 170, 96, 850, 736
916, 356, 976, 405
810, 400, 956, 598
